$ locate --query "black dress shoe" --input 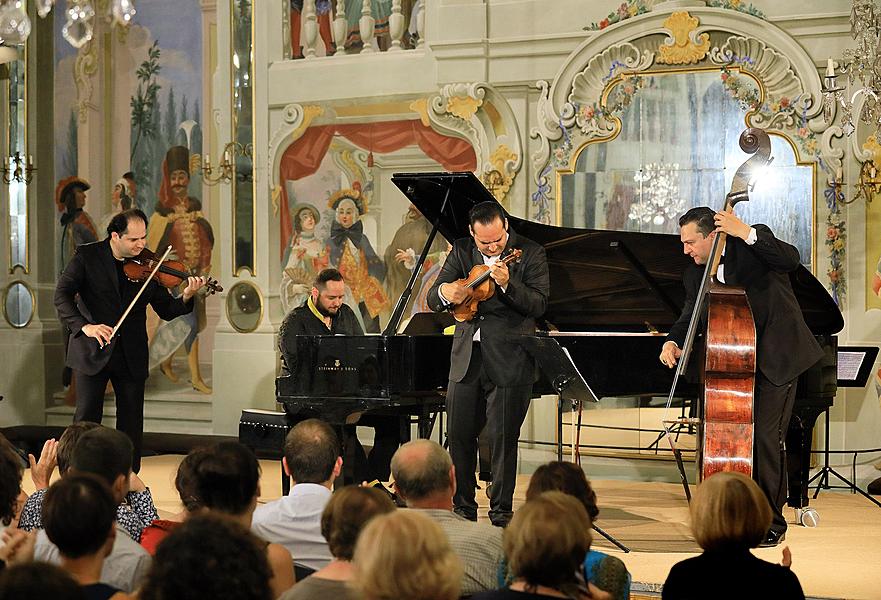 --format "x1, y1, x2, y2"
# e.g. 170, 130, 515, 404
453, 507, 477, 522
759, 529, 786, 547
